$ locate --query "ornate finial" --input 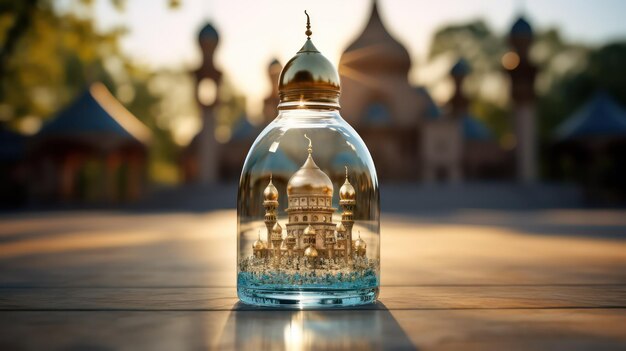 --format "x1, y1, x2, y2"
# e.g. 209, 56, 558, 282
358, 230, 361, 239
304, 10, 312, 39
269, 173, 273, 183
345, 165, 348, 179
304, 134, 312, 154
258, 229, 261, 239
